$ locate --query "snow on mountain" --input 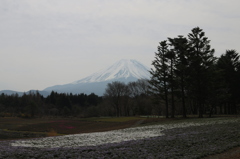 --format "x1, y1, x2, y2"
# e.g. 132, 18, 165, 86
72, 59, 150, 84
43, 59, 150, 95
2, 59, 150, 96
